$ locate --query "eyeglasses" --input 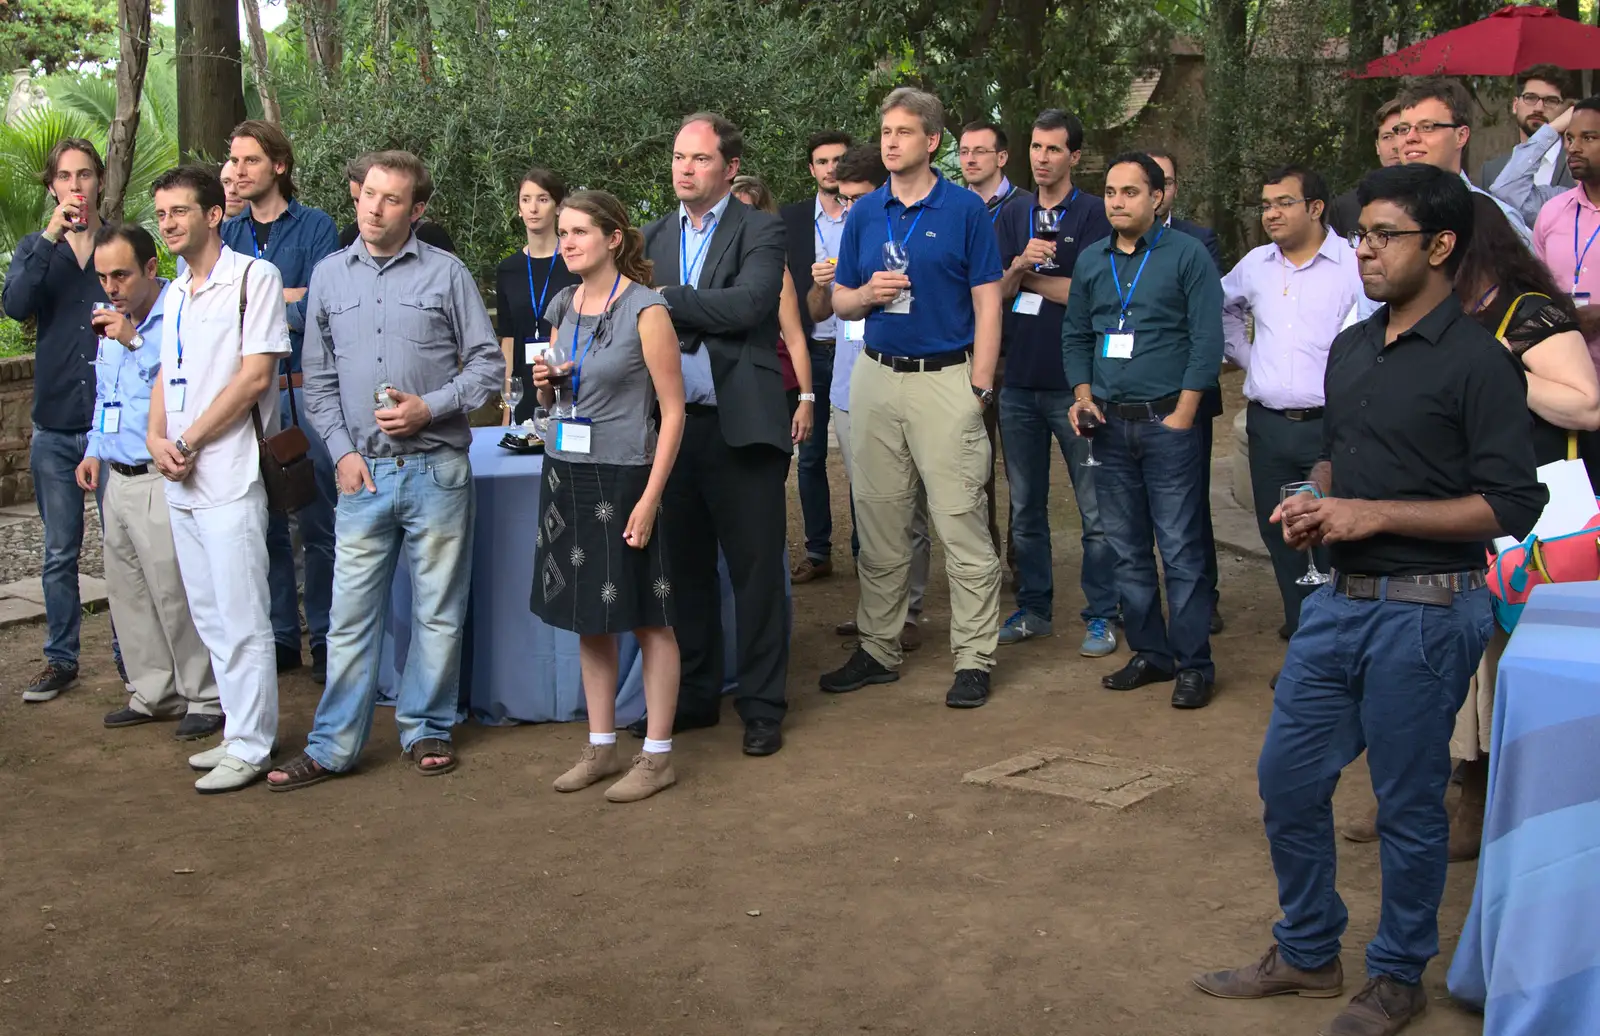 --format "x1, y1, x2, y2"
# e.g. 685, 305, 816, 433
1347, 228, 1435, 250
1518, 92, 1566, 109
839, 194, 869, 209
1258, 197, 1307, 213
957, 148, 997, 159
1391, 120, 1462, 137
